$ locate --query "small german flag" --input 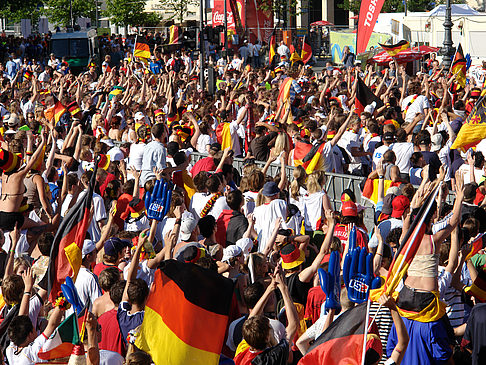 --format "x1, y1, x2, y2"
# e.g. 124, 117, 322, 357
450, 43, 467, 89
23, 70, 33, 81
134, 35, 151, 59
301, 35, 313, 64
269, 27, 277, 67
135, 260, 234, 365
379, 40, 410, 57
169, 25, 180, 45
355, 76, 384, 115
290, 44, 302, 64
44, 97, 67, 123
